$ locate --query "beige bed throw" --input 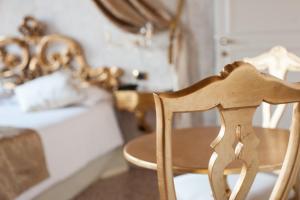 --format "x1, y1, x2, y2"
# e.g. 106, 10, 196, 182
0, 127, 49, 200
